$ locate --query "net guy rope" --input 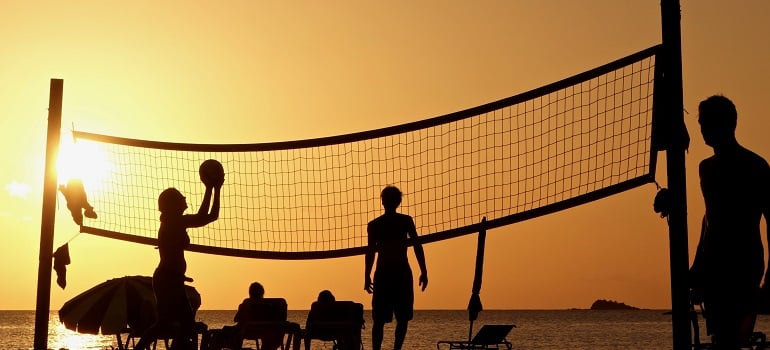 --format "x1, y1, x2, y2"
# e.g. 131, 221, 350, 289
71, 45, 660, 260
